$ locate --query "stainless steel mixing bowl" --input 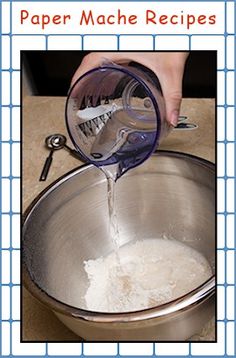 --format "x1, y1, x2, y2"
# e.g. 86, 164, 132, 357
23, 151, 215, 341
